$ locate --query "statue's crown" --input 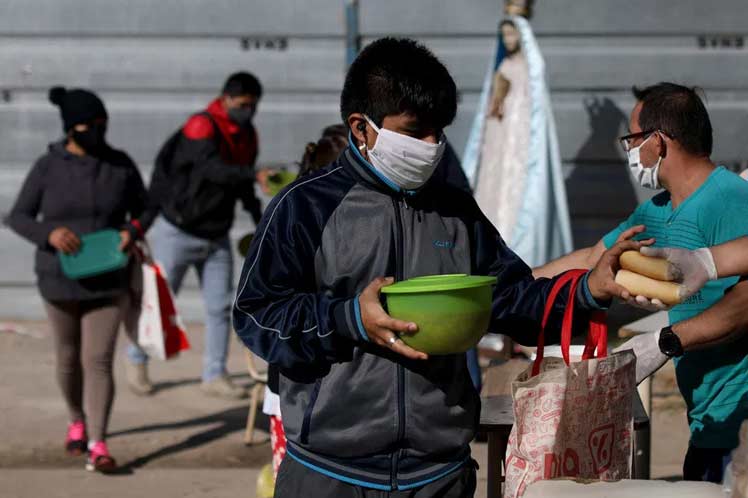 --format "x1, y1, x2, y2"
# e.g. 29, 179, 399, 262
504, 0, 534, 18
